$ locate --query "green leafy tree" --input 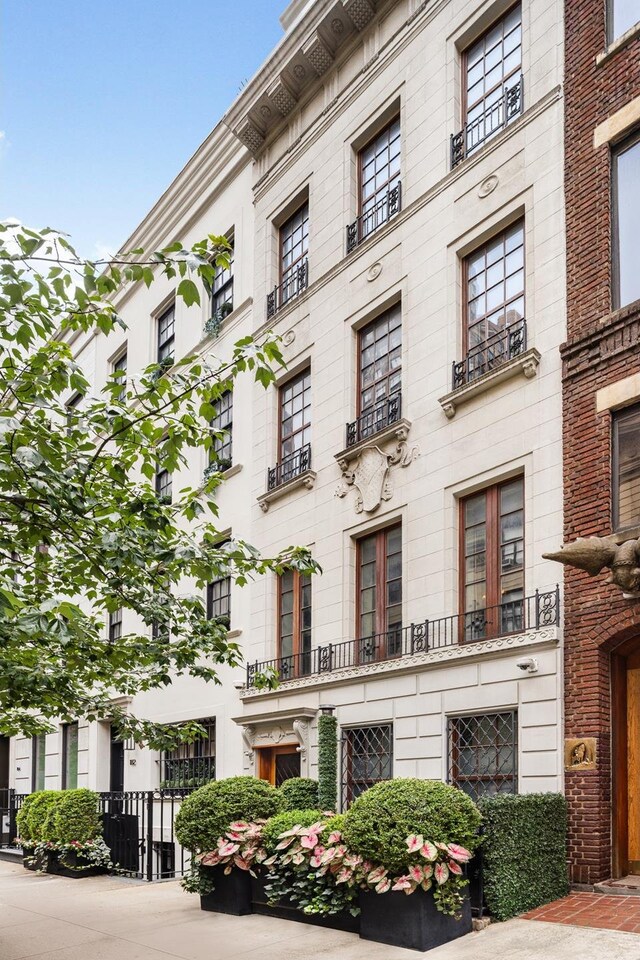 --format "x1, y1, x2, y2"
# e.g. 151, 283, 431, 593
0, 222, 317, 747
